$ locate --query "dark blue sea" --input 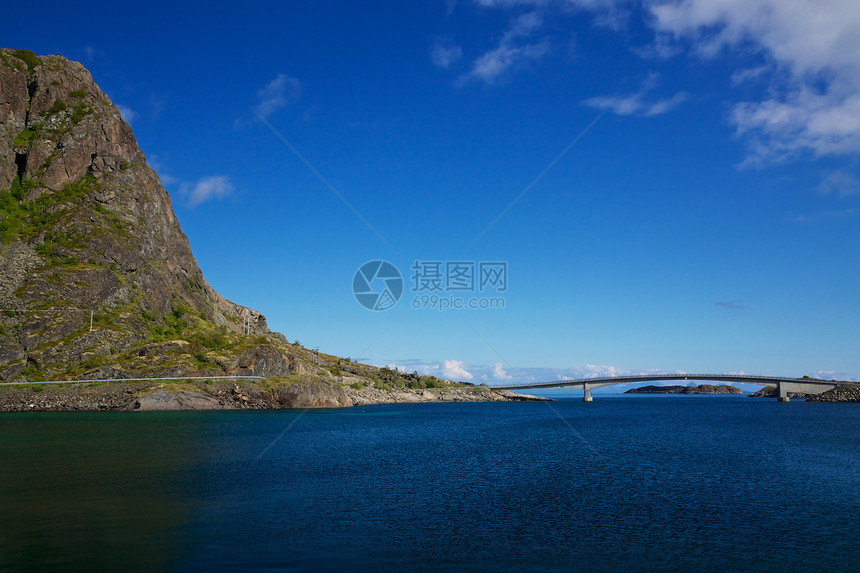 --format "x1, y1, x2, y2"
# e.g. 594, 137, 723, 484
2, 396, 859, 572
